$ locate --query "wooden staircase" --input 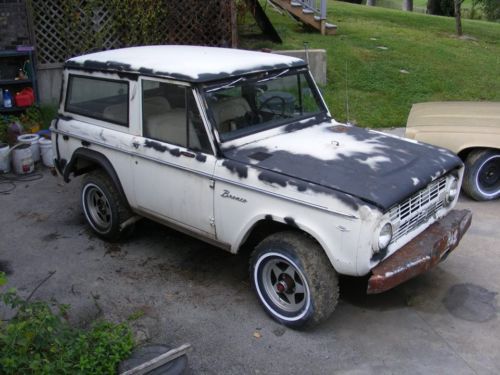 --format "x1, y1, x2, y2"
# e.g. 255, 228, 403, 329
269, 0, 337, 35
